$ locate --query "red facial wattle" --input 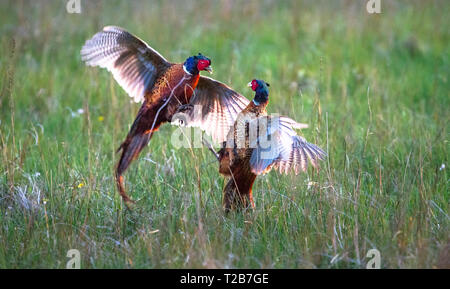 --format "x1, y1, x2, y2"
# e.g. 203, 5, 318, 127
197, 59, 211, 71
251, 80, 258, 91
